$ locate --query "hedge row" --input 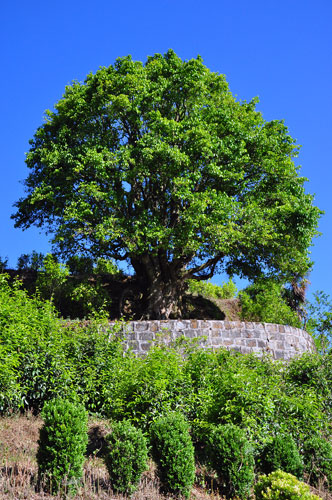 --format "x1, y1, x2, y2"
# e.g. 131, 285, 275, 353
37, 399, 329, 499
